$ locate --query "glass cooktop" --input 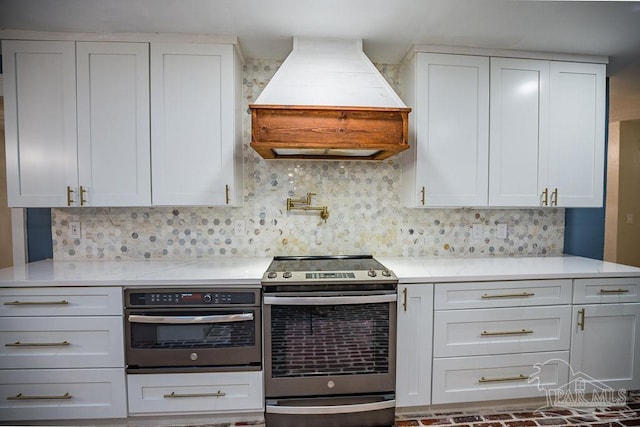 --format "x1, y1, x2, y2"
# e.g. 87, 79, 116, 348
263, 255, 397, 284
